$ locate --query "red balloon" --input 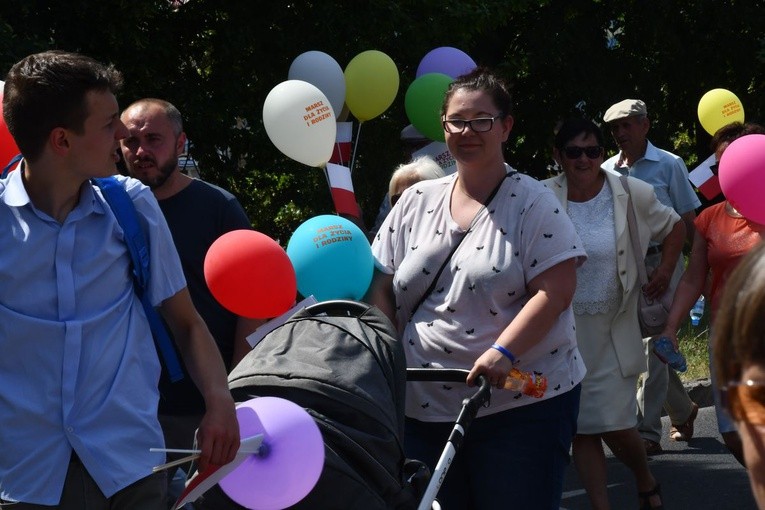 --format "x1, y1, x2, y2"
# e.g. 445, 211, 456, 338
204, 230, 297, 319
0, 95, 21, 169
